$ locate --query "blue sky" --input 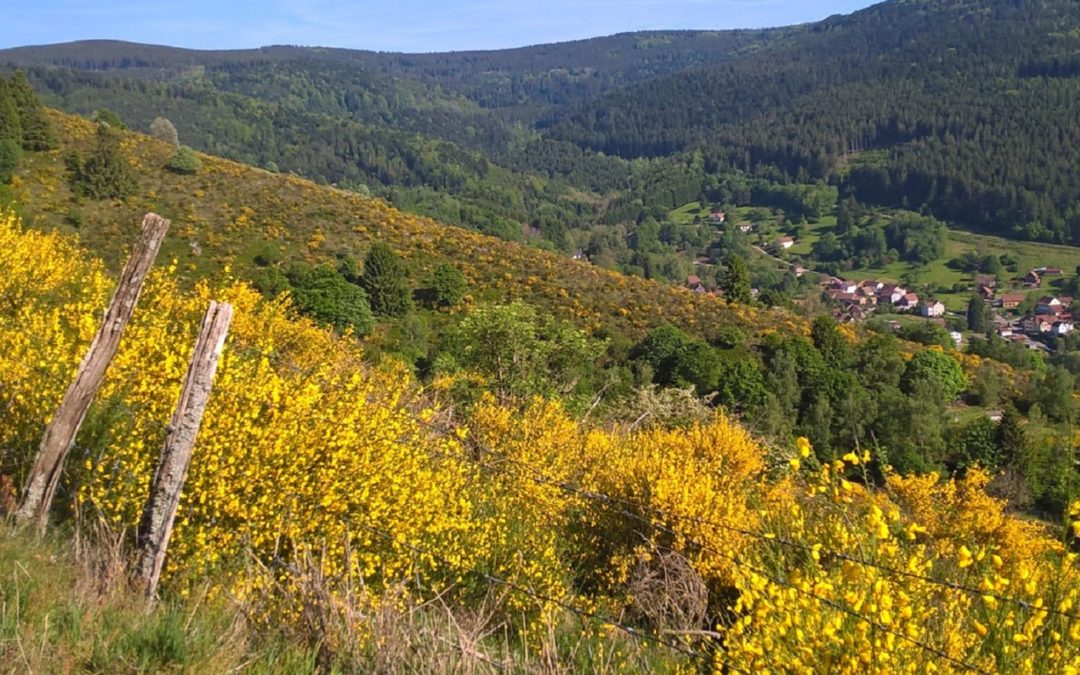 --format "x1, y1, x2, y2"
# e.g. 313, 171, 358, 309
1, 1, 878, 53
